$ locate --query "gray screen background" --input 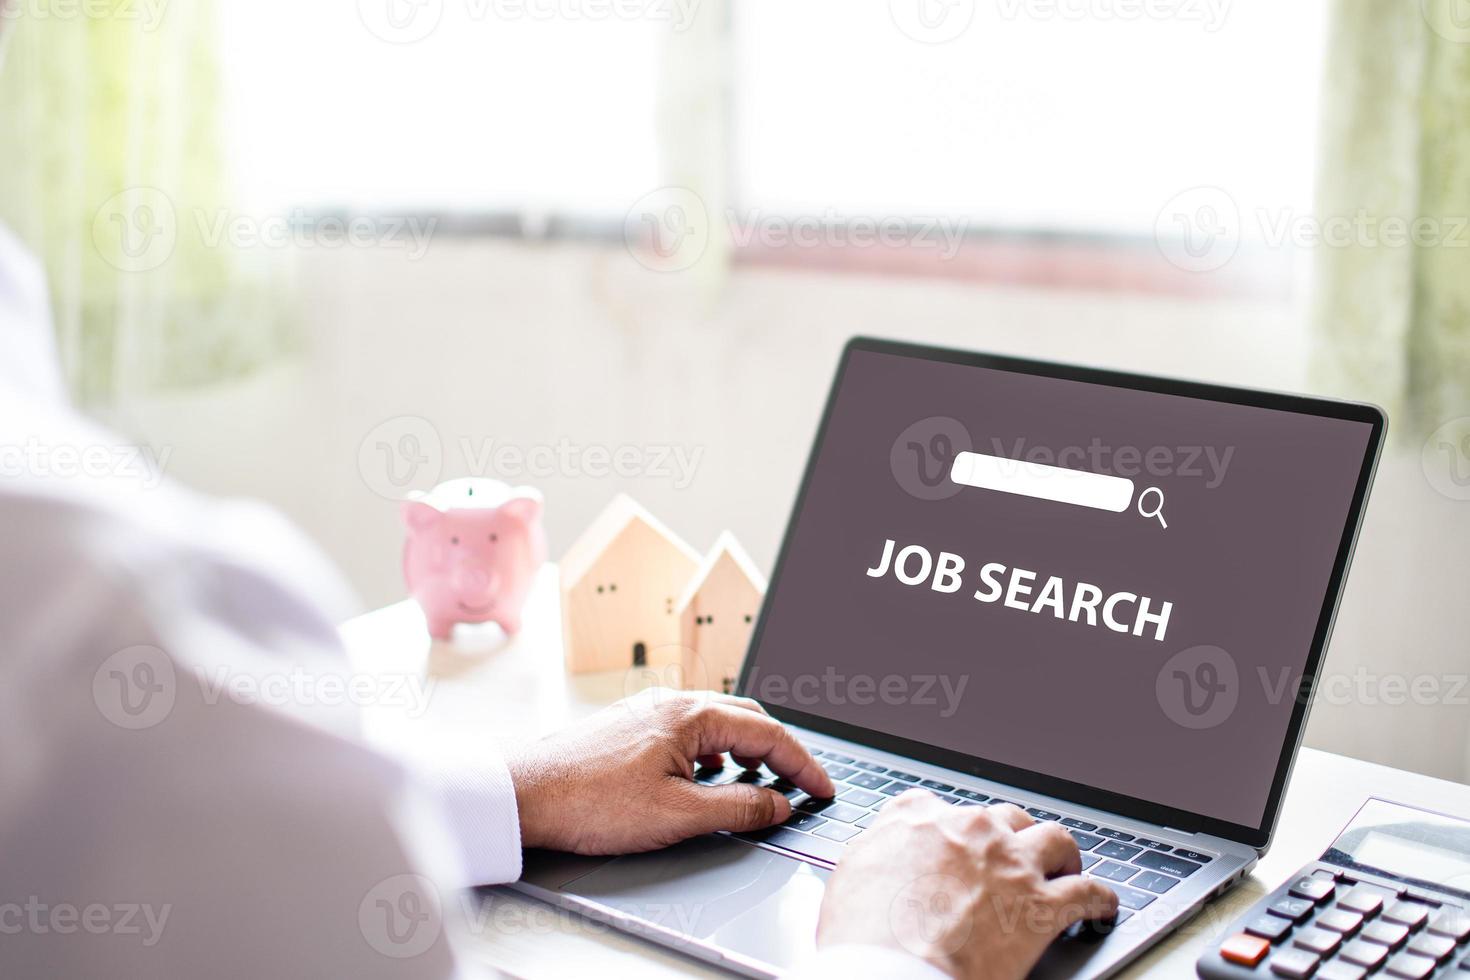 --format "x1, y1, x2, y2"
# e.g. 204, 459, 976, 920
750, 350, 1374, 829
